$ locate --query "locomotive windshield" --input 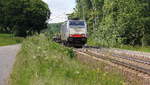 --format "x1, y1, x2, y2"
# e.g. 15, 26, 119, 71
69, 21, 85, 28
